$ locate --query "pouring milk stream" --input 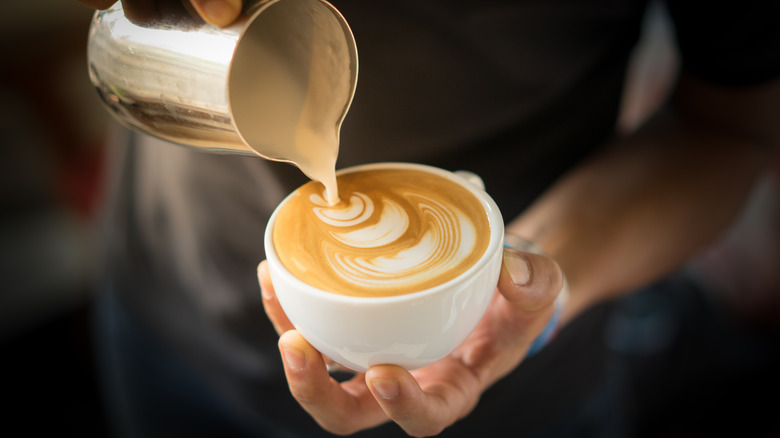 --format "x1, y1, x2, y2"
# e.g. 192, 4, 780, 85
87, 0, 358, 204
227, 0, 356, 204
